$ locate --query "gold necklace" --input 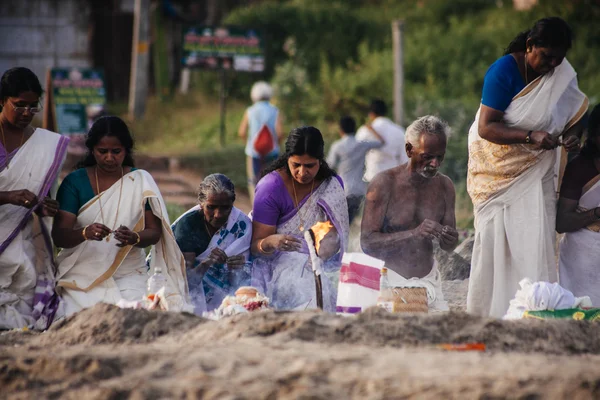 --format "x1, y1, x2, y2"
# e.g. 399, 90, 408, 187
292, 178, 315, 232
0, 122, 25, 169
95, 166, 124, 242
